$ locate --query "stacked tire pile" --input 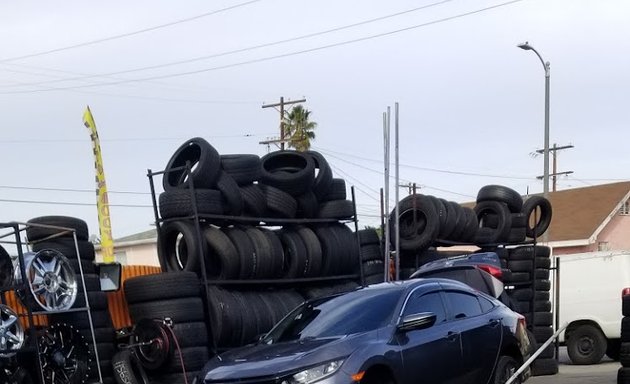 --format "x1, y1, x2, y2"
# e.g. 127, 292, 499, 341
27, 216, 117, 384
358, 229, 384, 284
123, 272, 208, 384
619, 294, 630, 383
499, 245, 557, 376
